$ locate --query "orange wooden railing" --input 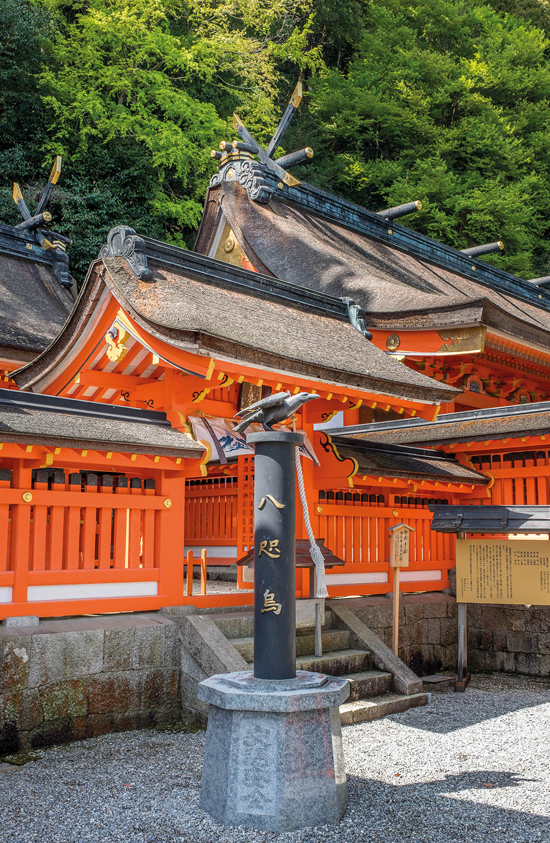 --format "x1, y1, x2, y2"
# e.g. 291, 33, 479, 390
0, 466, 185, 620
184, 477, 238, 545
315, 492, 454, 595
